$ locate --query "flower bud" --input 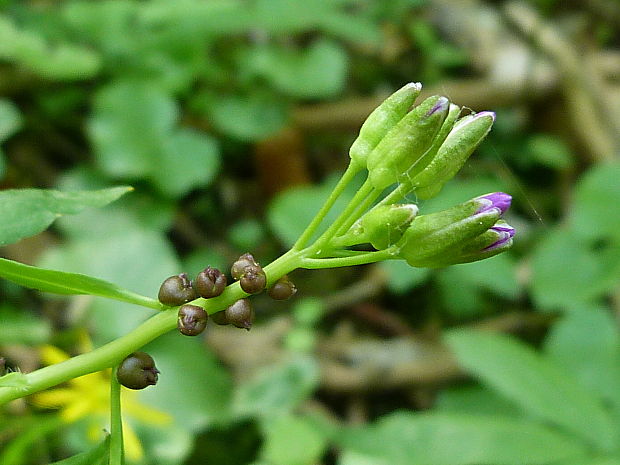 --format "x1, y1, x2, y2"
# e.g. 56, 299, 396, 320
117, 352, 159, 390
239, 264, 267, 294
177, 304, 208, 336
397, 193, 512, 267
193, 267, 227, 299
225, 299, 254, 330
268, 275, 297, 300
411, 111, 495, 199
349, 82, 422, 168
366, 95, 450, 190
231, 253, 258, 280
158, 273, 197, 306
340, 204, 418, 249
